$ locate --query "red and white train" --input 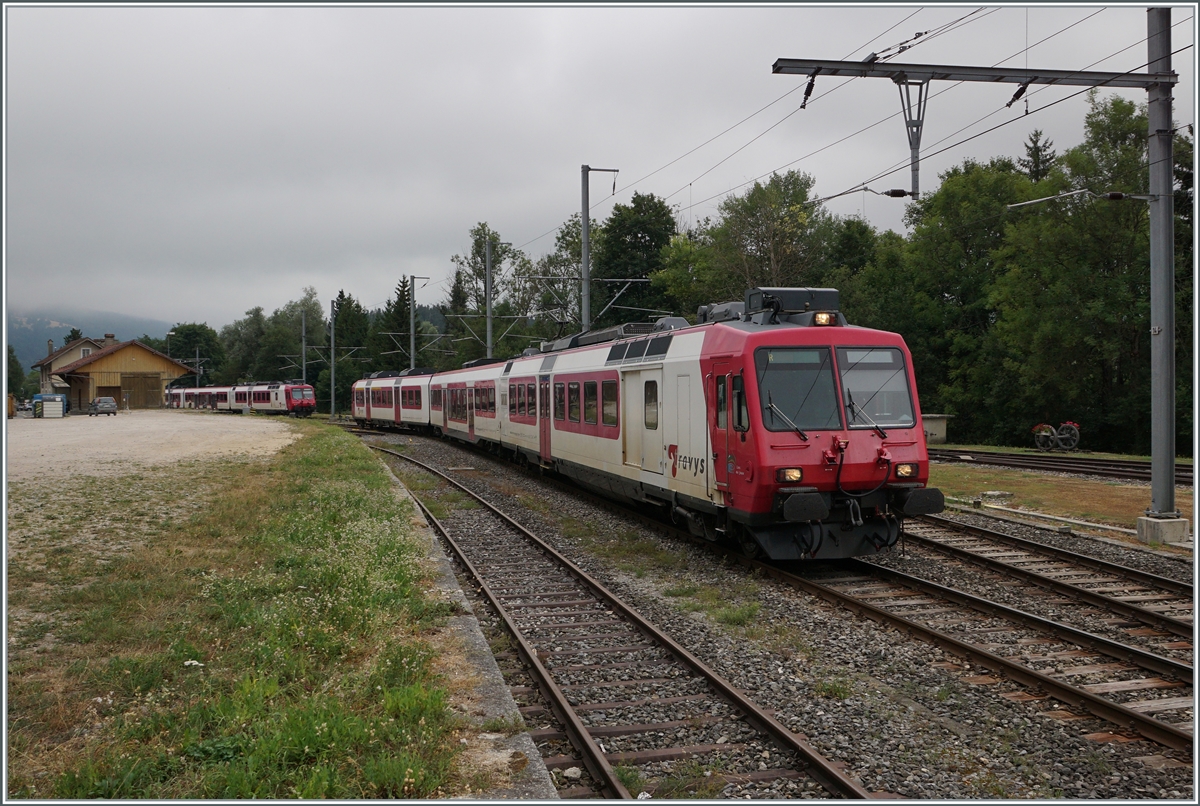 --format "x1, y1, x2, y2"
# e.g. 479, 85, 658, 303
353, 287, 944, 560
165, 381, 316, 417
